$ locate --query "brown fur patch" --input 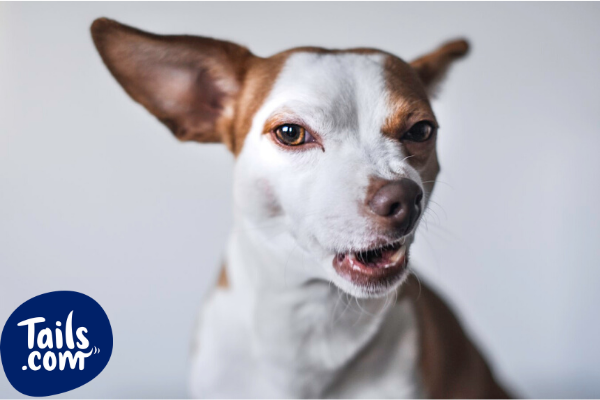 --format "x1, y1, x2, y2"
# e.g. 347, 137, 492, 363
382, 55, 440, 193
230, 54, 288, 155
382, 55, 435, 135
401, 276, 511, 398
